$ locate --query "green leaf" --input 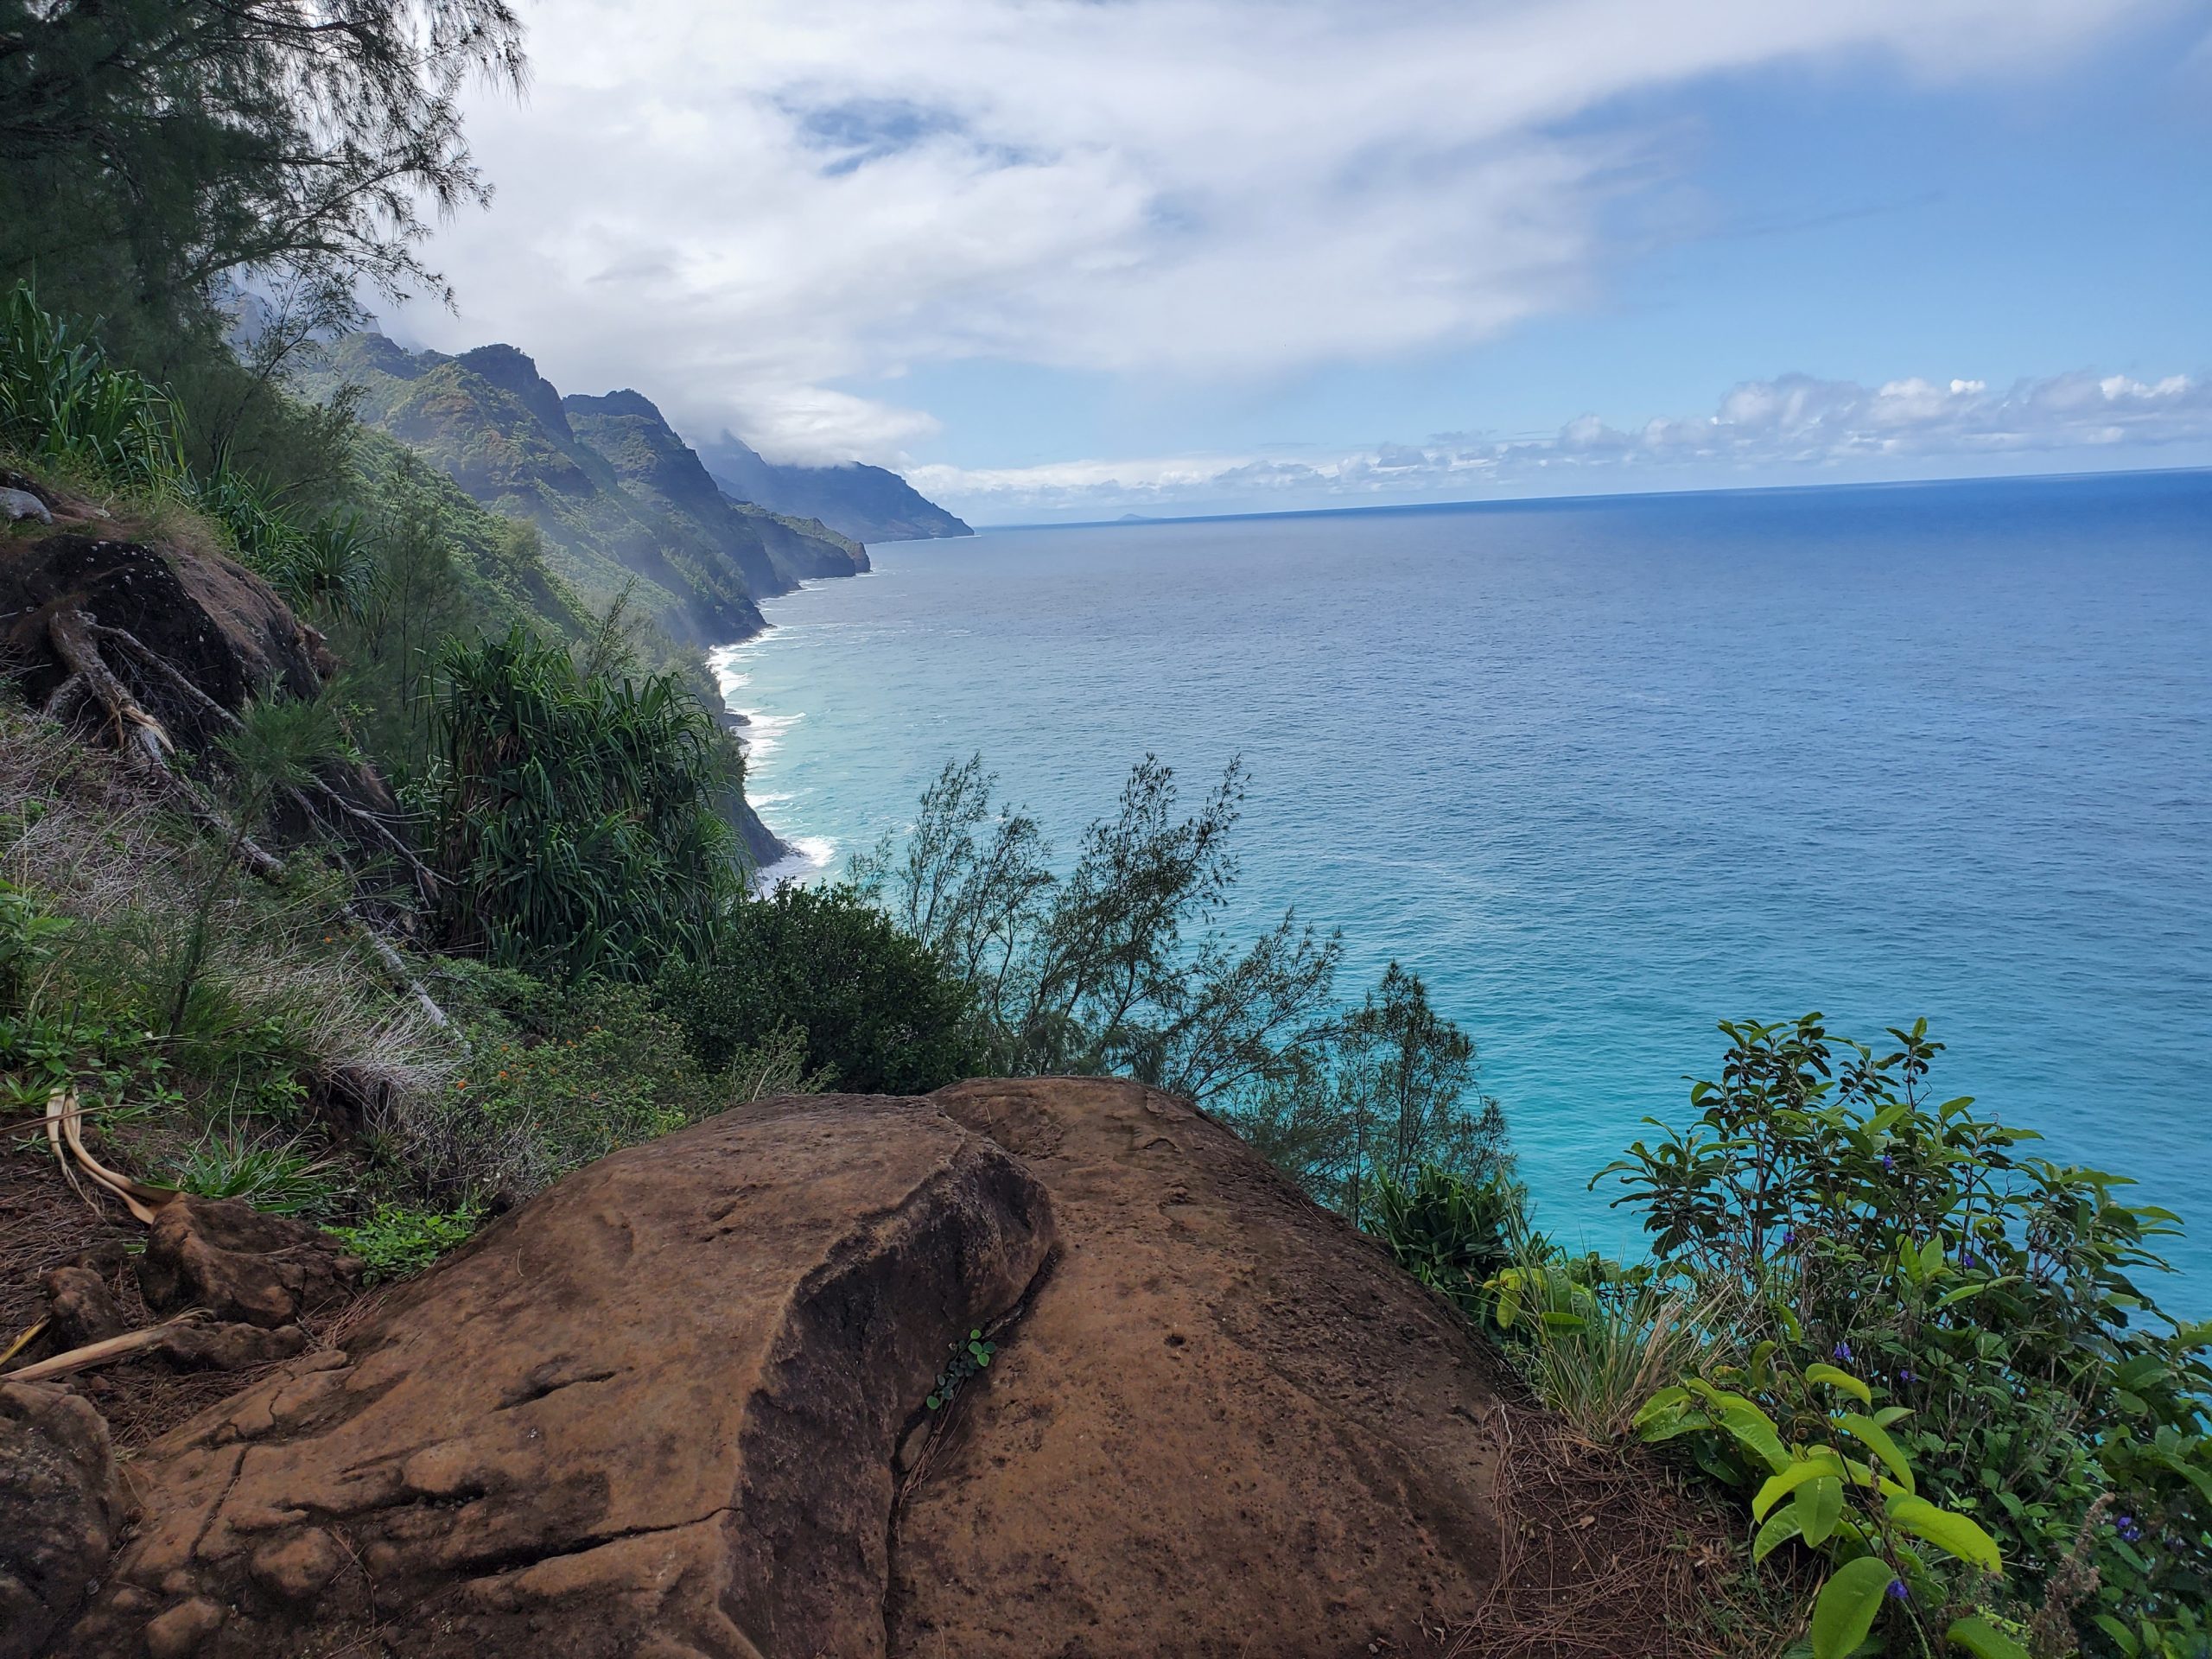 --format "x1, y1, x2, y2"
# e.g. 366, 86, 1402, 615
1872, 1406, 1914, 1428
1936, 1276, 2020, 1310
1945, 1616, 2030, 1659
1753, 1453, 1847, 1522
1795, 1475, 1844, 1546
1810, 1557, 1897, 1659
1752, 1505, 1803, 1564
1885, 1495, 2002, 1574
1806, 1363, 1872, 1405
1838, 1414, 1915, 1495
